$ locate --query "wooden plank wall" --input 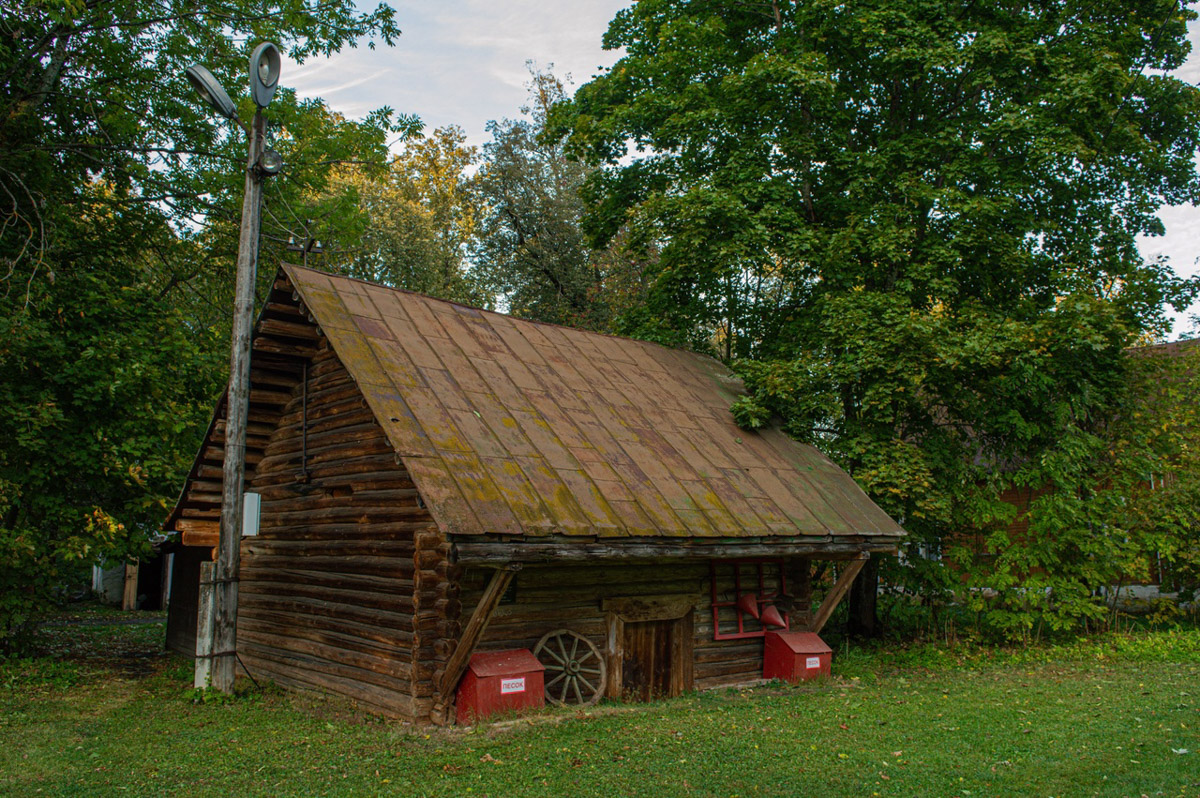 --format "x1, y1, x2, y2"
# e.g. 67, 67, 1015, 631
458, 560, 812, 692
236, 342, 440, 720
